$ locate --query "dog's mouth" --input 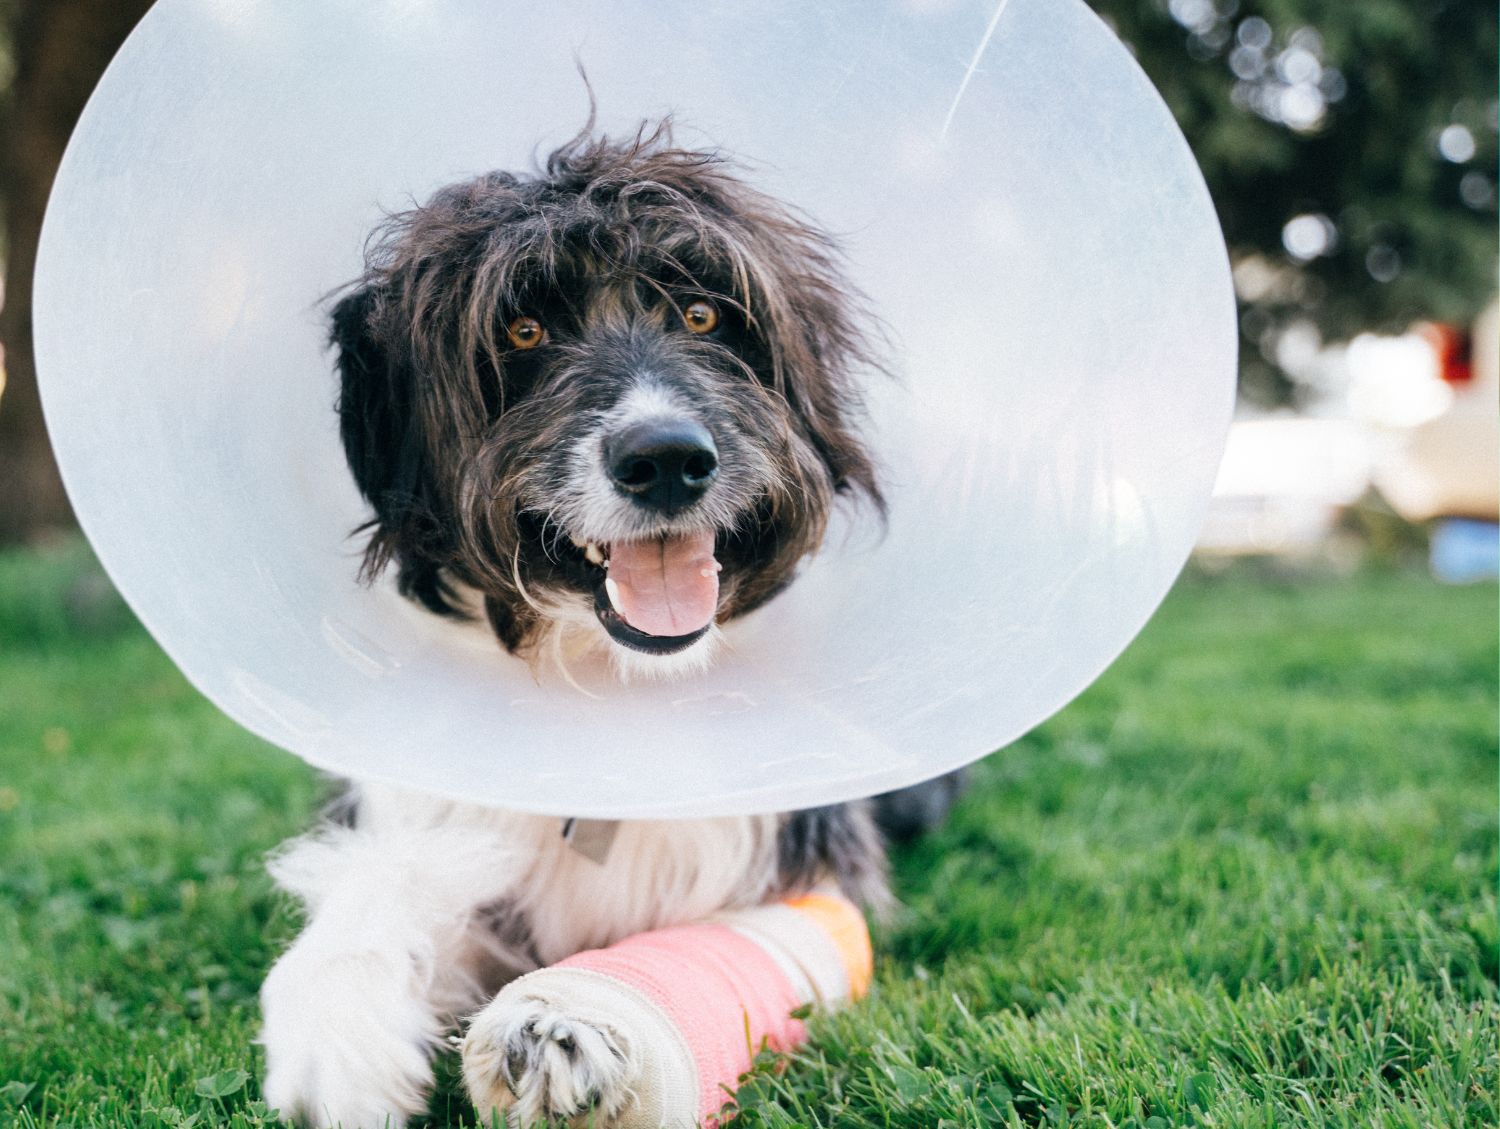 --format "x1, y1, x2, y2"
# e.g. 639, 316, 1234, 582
519, 513, 724, 655
588, 533, 722, 655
